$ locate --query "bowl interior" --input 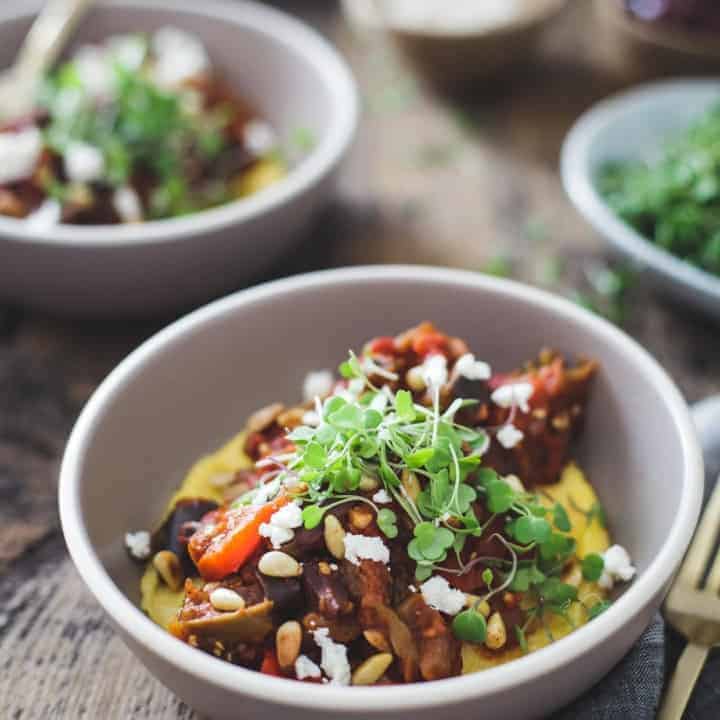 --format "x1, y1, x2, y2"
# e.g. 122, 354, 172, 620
0, 0, 350, 239
72, 270, 690, 607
